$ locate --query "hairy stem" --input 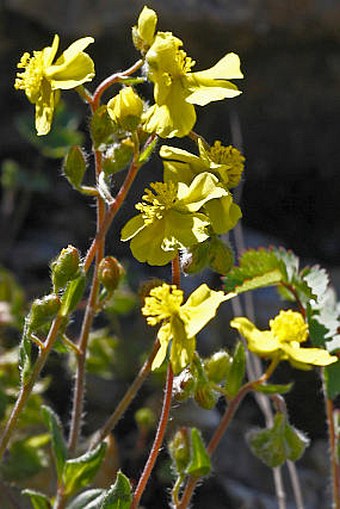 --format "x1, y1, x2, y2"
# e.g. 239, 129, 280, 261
325, 396, 340, 509
0, 315, 64, 459
131, 364, 174, 509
